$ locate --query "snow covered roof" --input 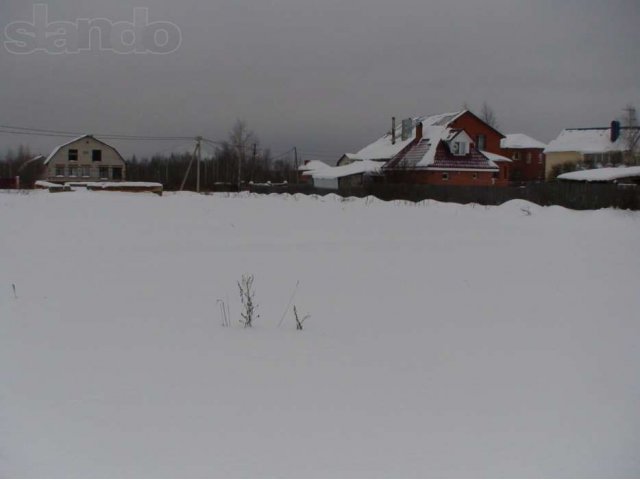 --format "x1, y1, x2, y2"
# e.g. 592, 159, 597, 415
481, 150, 512, 164
384, 128, 500, 172
415, 126, 449, 167
34, 180, 61, 188
557, 166, 640, 182
299, 160, 332, 172
43, 134, 125, 165
501, 133, 546, 150
303, 160, 383, 179
353, 131, 414, 162
43, 135, 91, 164
544, 128, 637, 154
353, 111, 466, 161
419, 111, 467, 128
